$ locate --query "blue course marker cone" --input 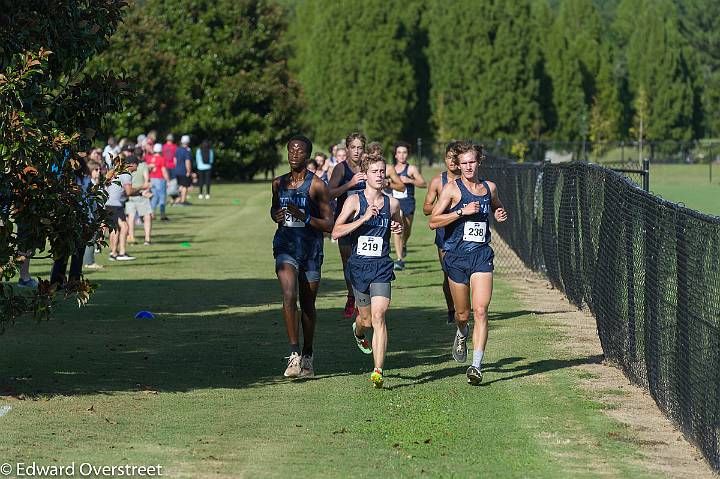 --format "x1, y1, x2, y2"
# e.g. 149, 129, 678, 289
135, 311, 155, 320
